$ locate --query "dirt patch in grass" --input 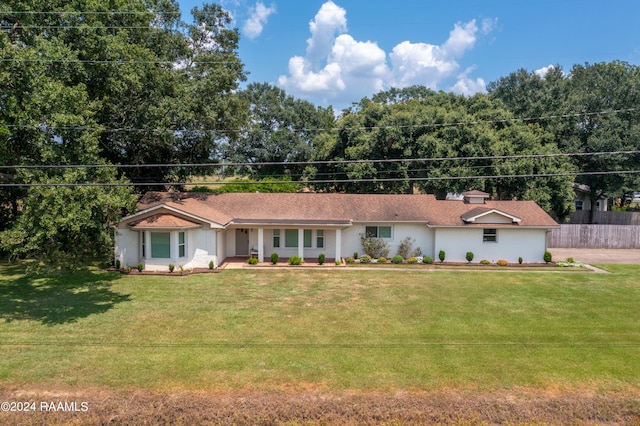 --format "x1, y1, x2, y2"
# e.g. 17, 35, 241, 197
2, 386, 639, 425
